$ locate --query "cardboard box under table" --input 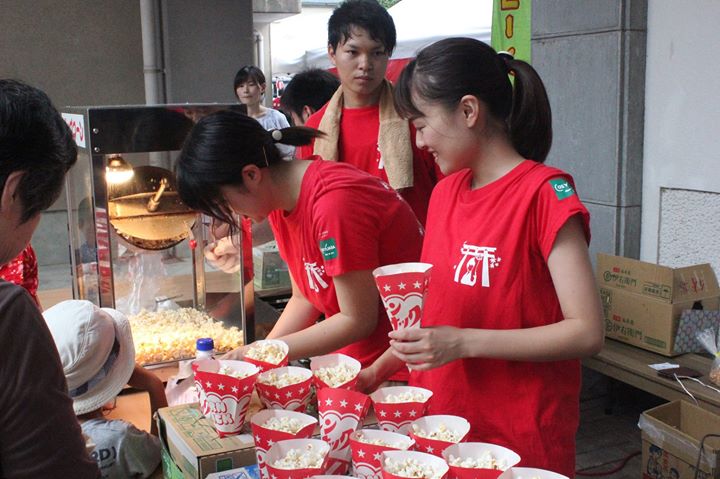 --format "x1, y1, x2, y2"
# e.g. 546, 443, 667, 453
639, 400, 720, 478
597, 254, 720, 356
